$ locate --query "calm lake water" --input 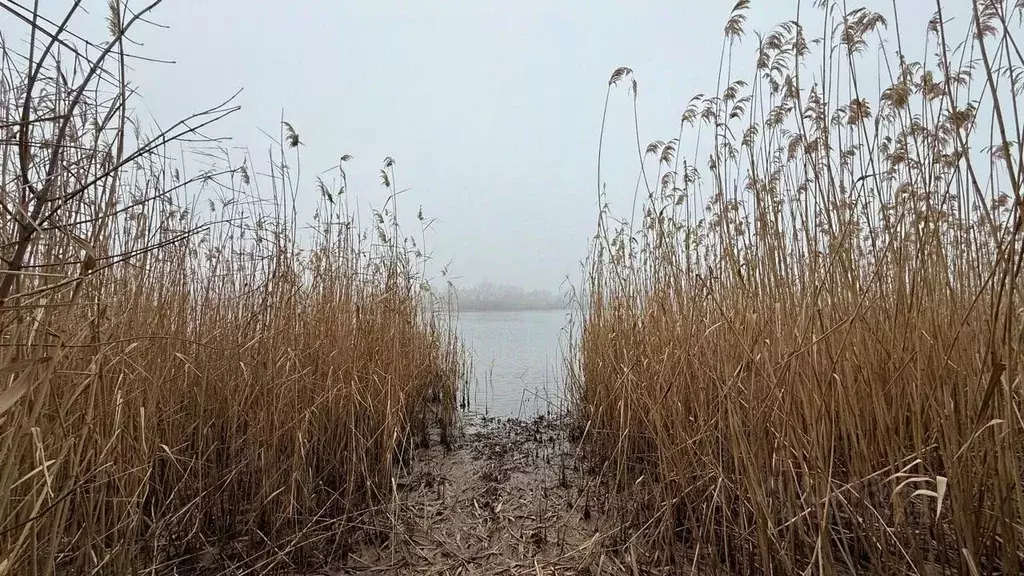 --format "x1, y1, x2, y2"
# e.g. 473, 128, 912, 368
457, 309, 570, 418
